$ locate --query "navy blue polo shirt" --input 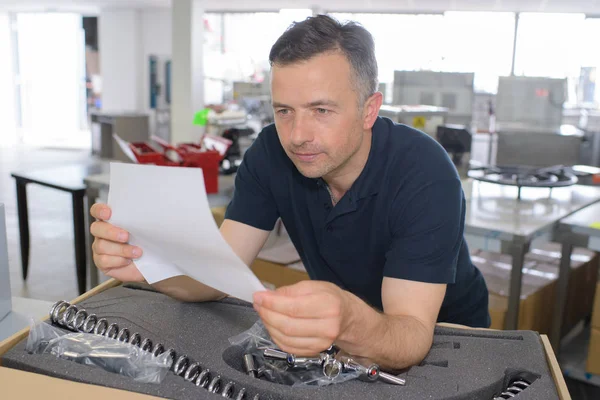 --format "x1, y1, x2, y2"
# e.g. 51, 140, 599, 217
225, 117, 490, 328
